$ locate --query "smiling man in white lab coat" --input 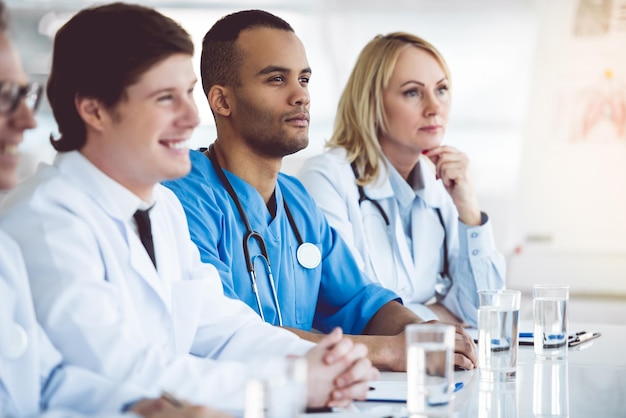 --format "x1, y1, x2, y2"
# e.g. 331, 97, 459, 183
0, 5, 131, 415
0, 2, 234, 417
0, 2, 376, 414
